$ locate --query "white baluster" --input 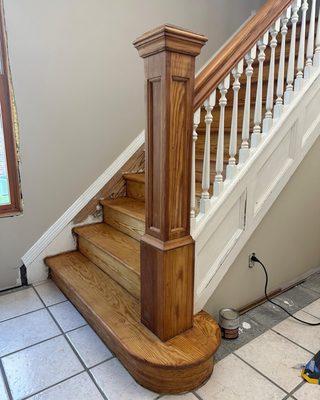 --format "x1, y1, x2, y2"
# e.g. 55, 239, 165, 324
190, 108, 200, 227
305, 0, 316, 79
200, 91, 216, 214
314, 3, 320, 67
252, 32, 269, 147
214, 76, 230, 197
239, 46, 256, 164
263, 19, 280, 133
226, 60, 243, 180
295, 0, 308, 90
274, 10, 291, 118
284, 0, 301, 105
